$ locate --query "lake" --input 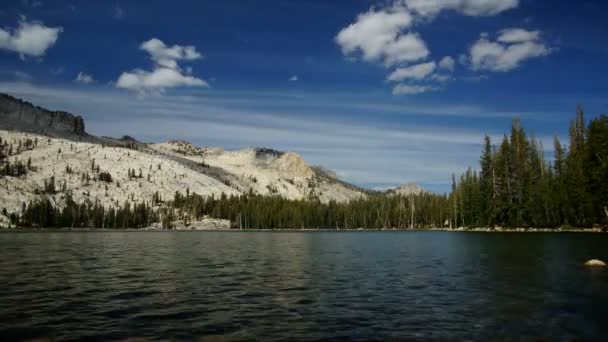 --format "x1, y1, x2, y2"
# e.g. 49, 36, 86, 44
1, 231, 607, 341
